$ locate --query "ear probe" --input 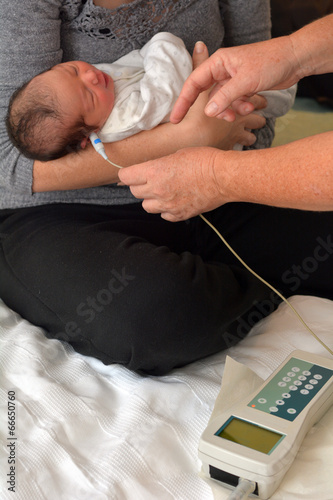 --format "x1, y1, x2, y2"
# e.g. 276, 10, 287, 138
89, 132, 123, 169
